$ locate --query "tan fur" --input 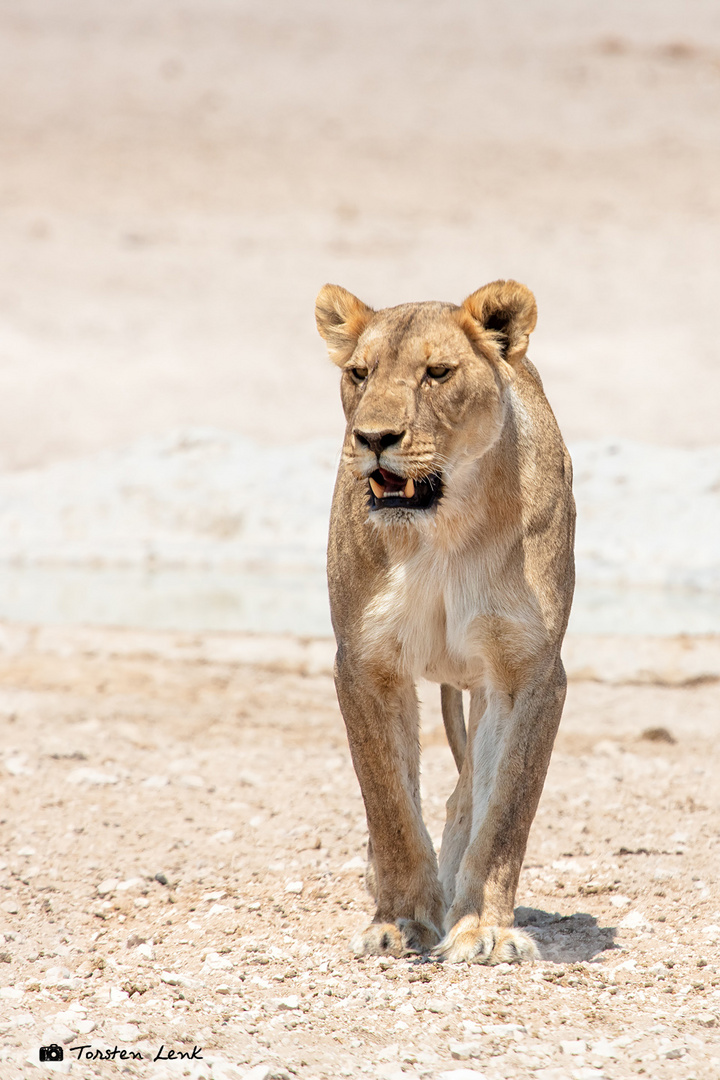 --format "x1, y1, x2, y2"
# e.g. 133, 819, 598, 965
316, 280, 575, 963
